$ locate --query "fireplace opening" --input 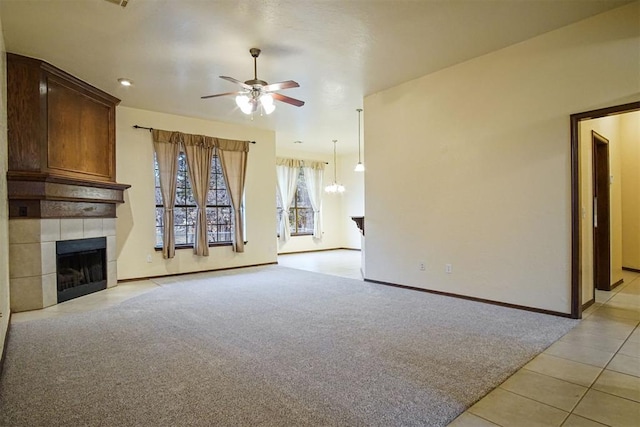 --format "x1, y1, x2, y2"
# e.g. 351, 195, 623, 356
56, 237, 107, 303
